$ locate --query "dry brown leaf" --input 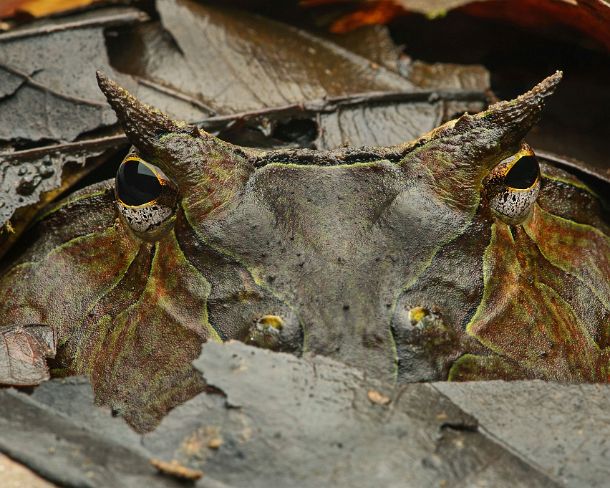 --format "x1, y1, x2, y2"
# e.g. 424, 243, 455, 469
0, 0, 99, 19
0, 324, 56, 386
304, 0, 610, 52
